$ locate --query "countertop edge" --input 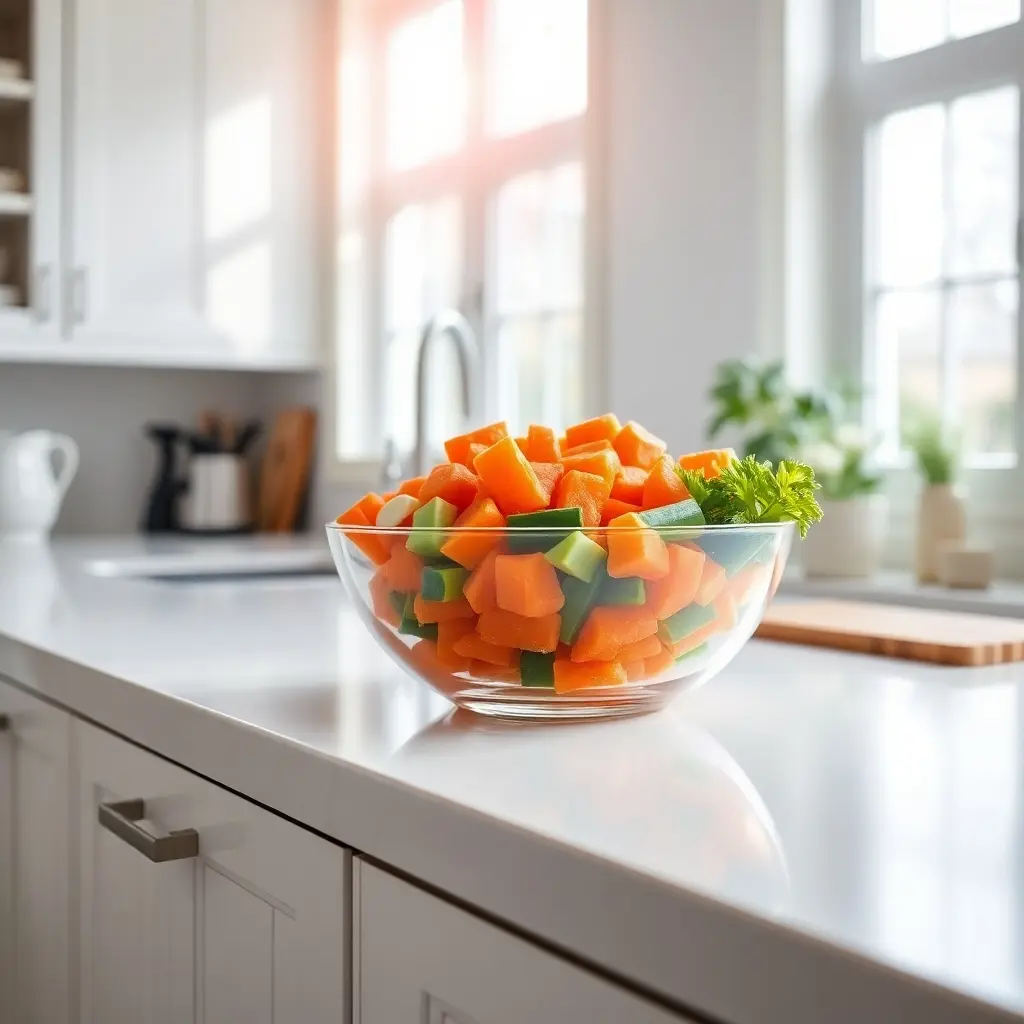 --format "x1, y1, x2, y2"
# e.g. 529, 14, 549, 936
0, 632, 1018, 1024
